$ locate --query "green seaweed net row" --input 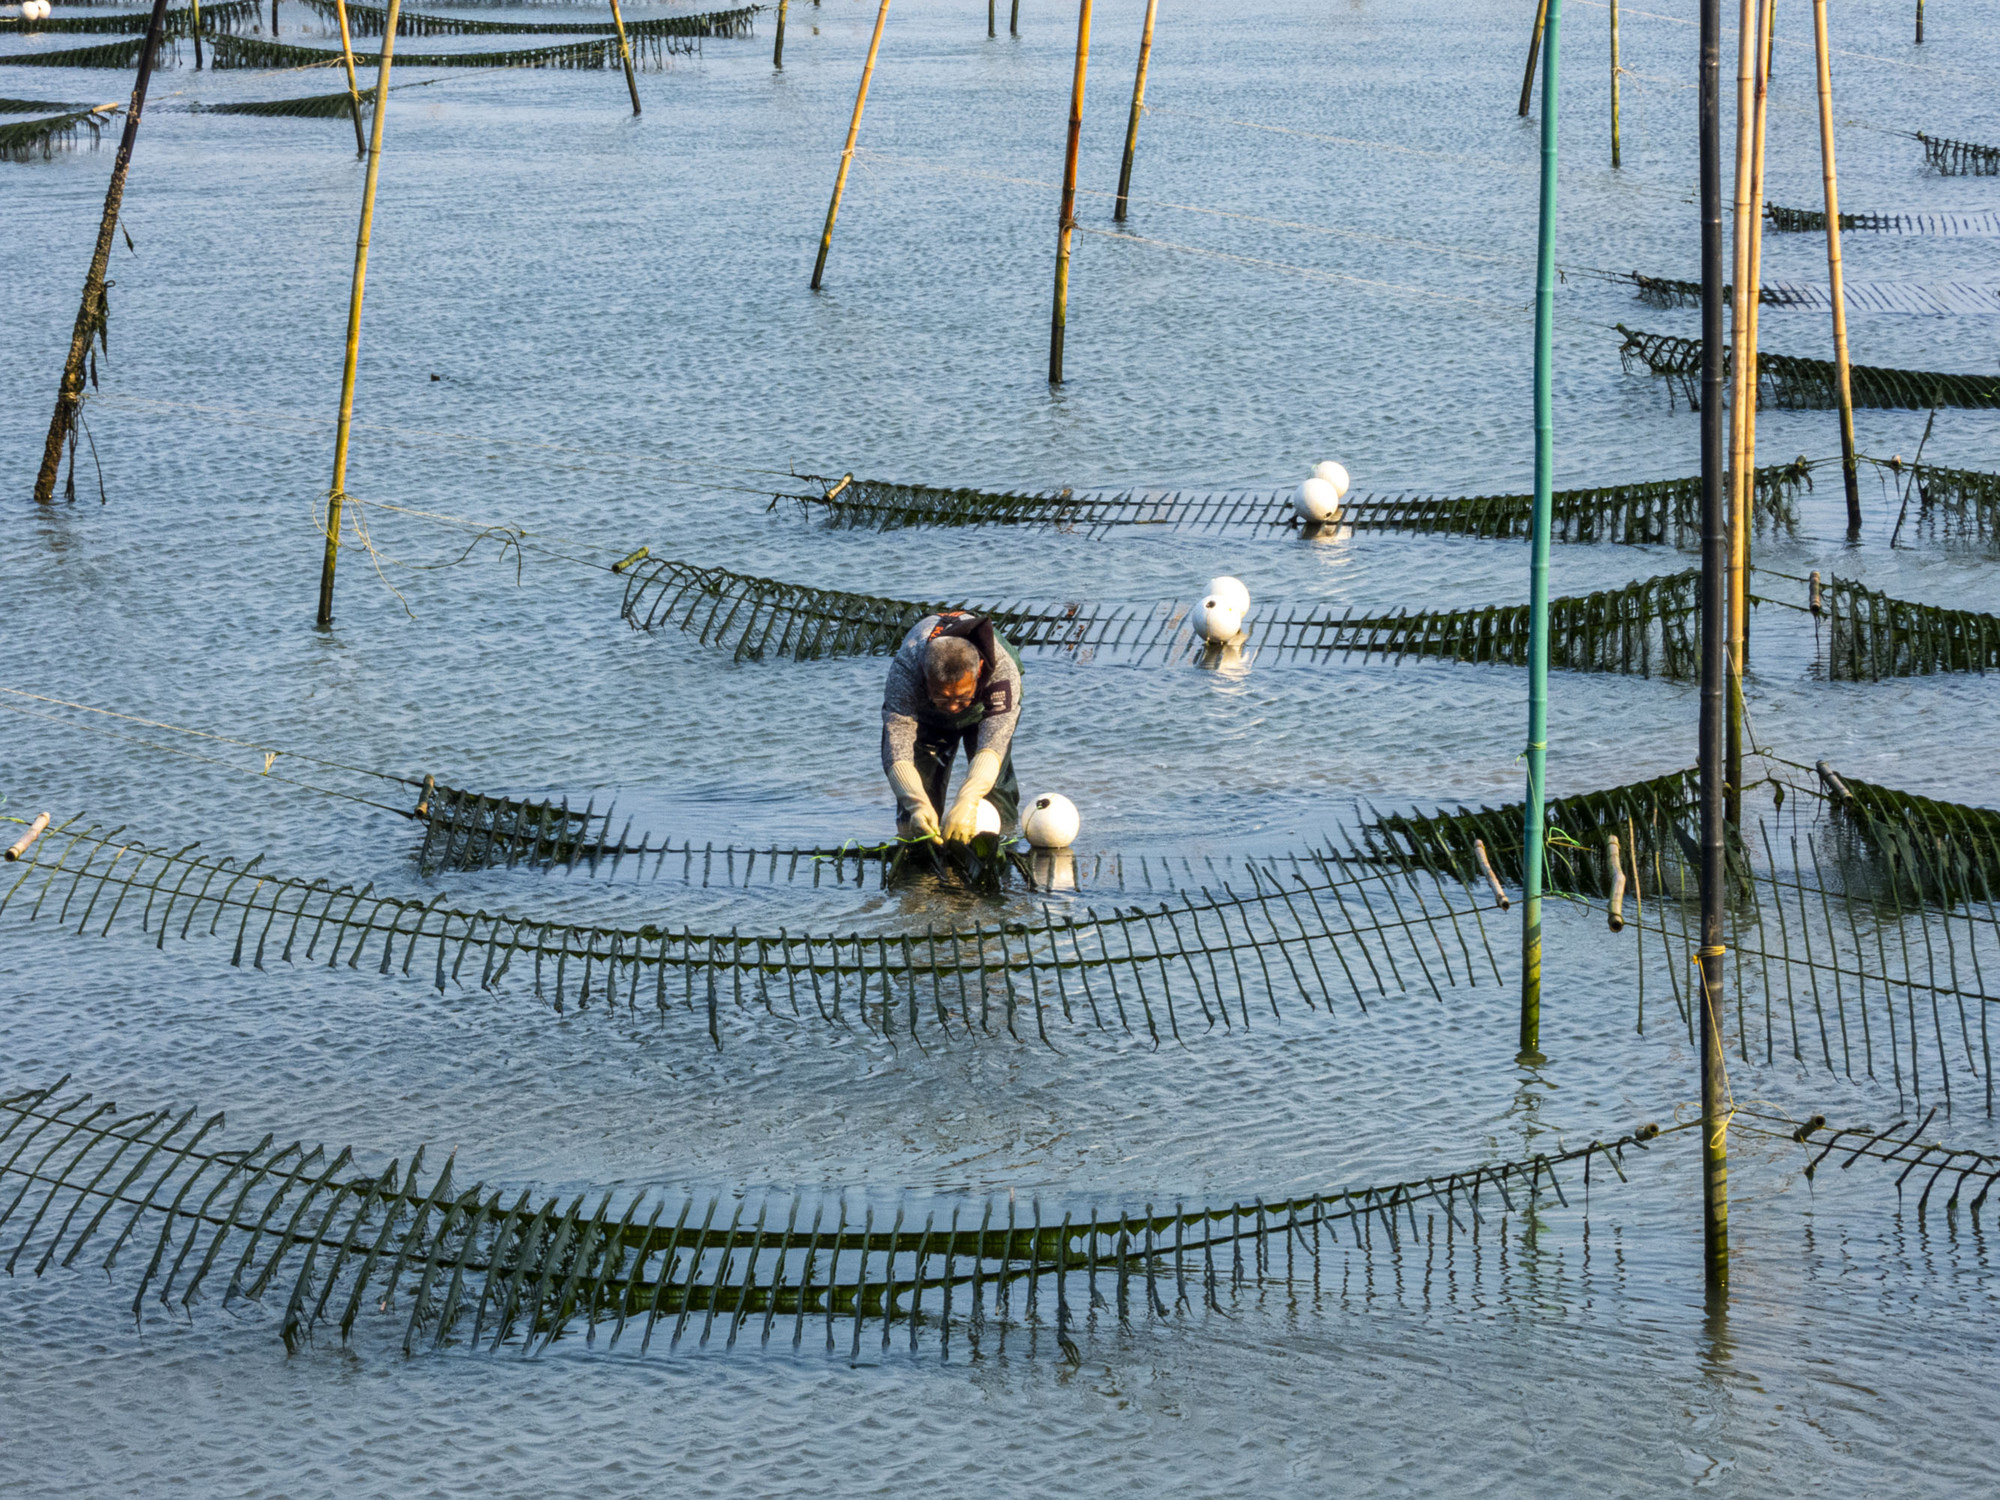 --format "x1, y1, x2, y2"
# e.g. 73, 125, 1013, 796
0, 1079, 1683, 1361
1766, 203, 1914, 233
781, 463, 1808, 547
0, 813, 1506, 1045
299, 0, 759, 38
0, 0, 258, 35
618, 557, 1704, 677
1616, 324, 2000, 411
1819, 576, 2000, 679
206, 30, 696, 70
1881, 460, 2000, 546
199, 89, 368, 119
1915, 131, 2000, 176
0, 105, 112, 161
